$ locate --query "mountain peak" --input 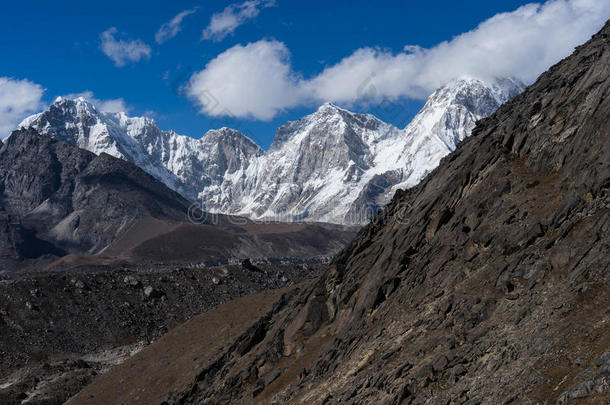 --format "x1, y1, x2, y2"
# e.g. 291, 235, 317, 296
46, 96, 100, 119
202, 127, 263, 152
406, 76, 524, 137
438, 76, 524, 105
316, 101, 342, 112
270, 101, 376, 151
17, 75, 523, 225
207, 126, 247, 137
51, 95, 93, 107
